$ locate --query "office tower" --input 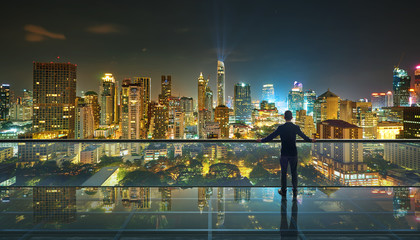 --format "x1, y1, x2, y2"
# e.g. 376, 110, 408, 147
84, 91, 100, 129
33, 187, 76, 223
173, 111, 185, 139
304, 90, 316, 116
377, 121, 403, 139
33, 62, 76, 139
159, 75, 171, 106
314, 89, 340, 124
234, 83, 252, 124
214, 105, 229, 138
151, 104, 168, 139
393, 67, 411, 106
204, 122, 221, 139
0, 84, 10, 120
287, 81, 304, 117
99, 73, 118, 125
75, 98, 95, 139
217, 61, 225, 106
386, 91, 393, 107
180, 97, 193, 113
198, 72, 207, 111
133, 77, 151, 130
205, 86, 214, 118
18, 142, 56, 165
371, 93, 387, 111
296, 110, 315, 137
416, 66, 420, 105
120, 79, 144, 139
262, 84, 275, 103
198, 109, 212, 138
398, 107, 420, 138
384, 143, 420, 170
340, 100, 378, 139
9, 91, 32, 121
